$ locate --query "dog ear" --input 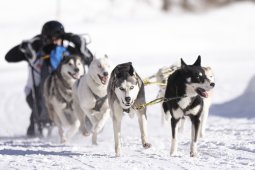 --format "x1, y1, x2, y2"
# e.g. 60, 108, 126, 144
181, 58, 187, 68
193, 55, 201, 66
129, 64, 134, 76
62, 52, 70, 63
